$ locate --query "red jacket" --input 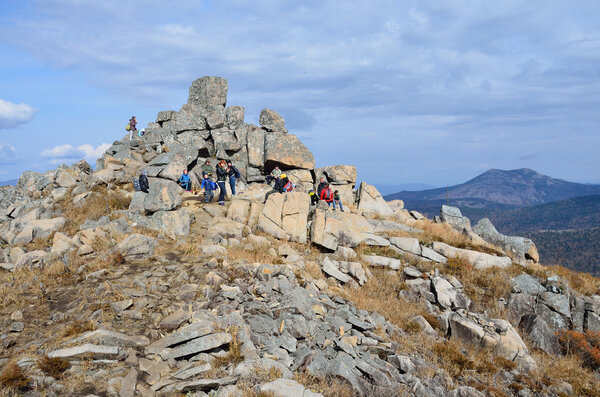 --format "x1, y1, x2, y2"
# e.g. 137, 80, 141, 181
320, 187, 333, 201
